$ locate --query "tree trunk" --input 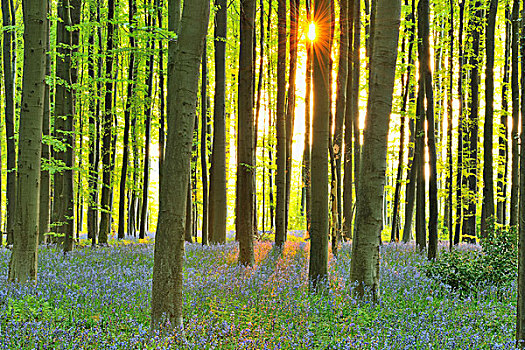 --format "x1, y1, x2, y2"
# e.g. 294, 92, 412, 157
302, 0, 312, 238
54, 0, 75, 253
446, 0, 454, 249
418, 0, 437, 260
39, 11, 51, 244
343, 0, 356, 241
151, 0, 209, 329
118, 0, 137, 240
334, 0, 349, 245
414, 87, 426, 251
391, 0, 414, 242
454, 0, 465, 245
481, 0, 498, 236
309, 0, 332, 288
99, 0, 116, 244
2, 0, 16, 246
209, 0, 228, 244
275, 0, 287, 247
284, 0, 299, 232
401, 0, 416, 243
139, 9, 156, 240
87, 2, 99, 242
498, 3, 511, 225
157, 0, 166, 185
236, 0, 256, 265
350, 0, 401, 298
8, 0, 47, 282
517, 2, 525, 344
511, 0, 520, 227
201, 44, 209, 245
